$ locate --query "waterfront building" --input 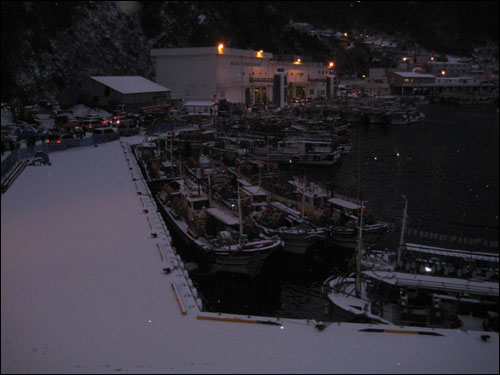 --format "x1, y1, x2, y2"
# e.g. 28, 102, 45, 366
151, 46, 335, 105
